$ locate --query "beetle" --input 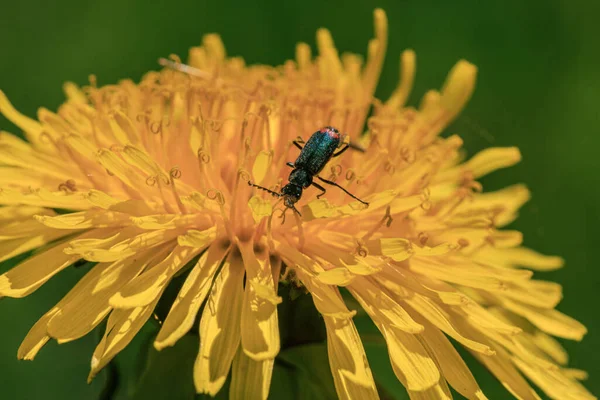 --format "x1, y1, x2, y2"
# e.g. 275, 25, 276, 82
248, 126, 369, 216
